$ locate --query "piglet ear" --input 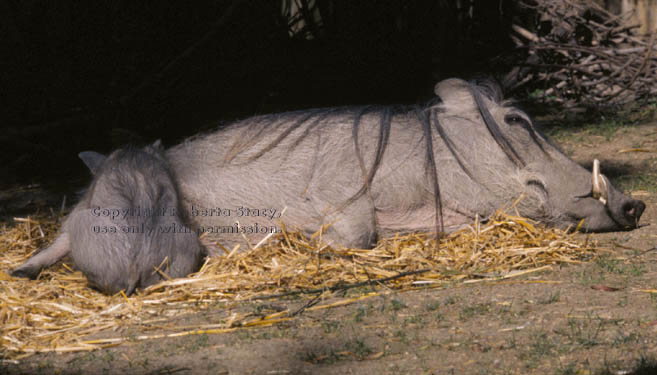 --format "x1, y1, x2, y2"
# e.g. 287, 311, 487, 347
78, 151, 106, 175
151, 139, 163, 150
